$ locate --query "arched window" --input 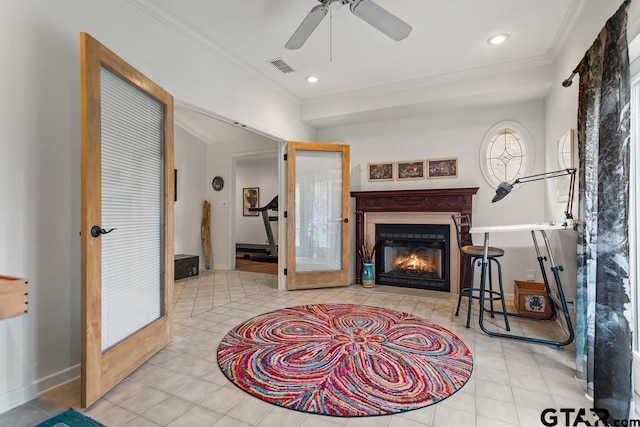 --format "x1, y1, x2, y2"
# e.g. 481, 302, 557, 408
480, 121, 534, 188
